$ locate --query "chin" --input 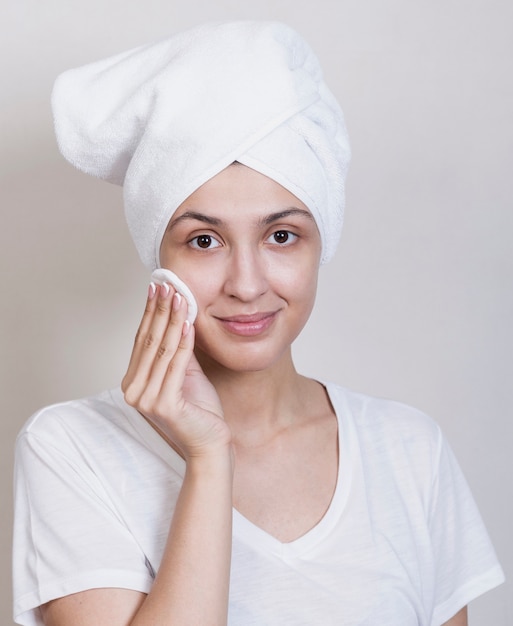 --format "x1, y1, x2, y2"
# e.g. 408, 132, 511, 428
196, 341, 291, 375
